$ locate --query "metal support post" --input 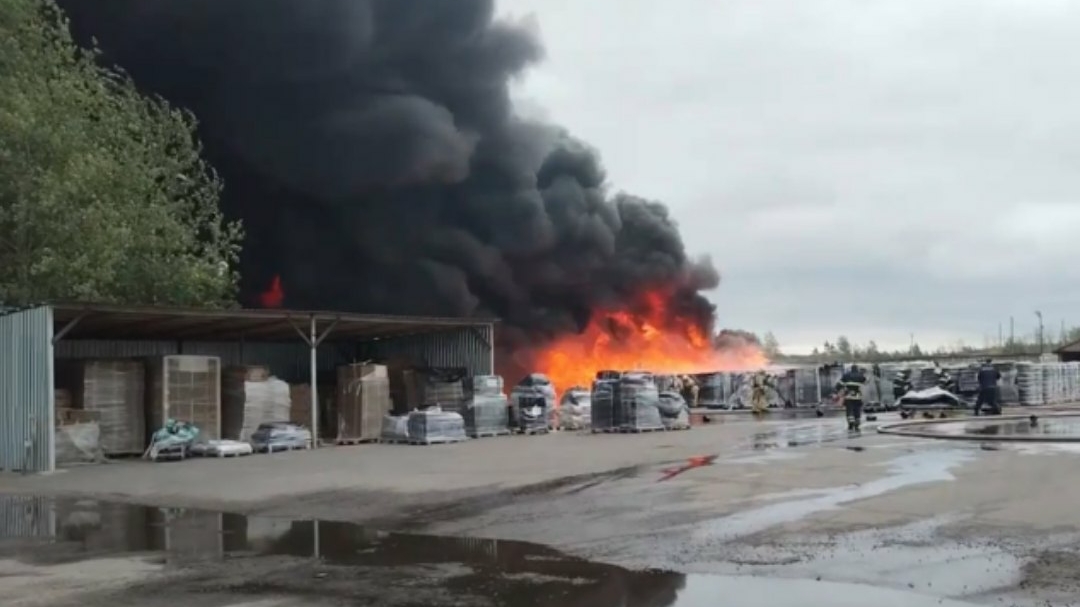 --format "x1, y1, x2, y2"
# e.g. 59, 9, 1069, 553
310, 315, 318, 448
